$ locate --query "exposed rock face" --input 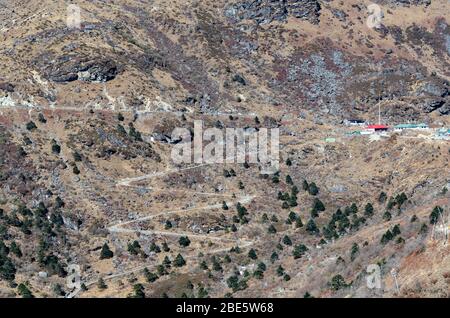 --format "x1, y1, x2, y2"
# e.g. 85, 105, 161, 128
40, 56, 119, 83
224, 0, 322, 25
